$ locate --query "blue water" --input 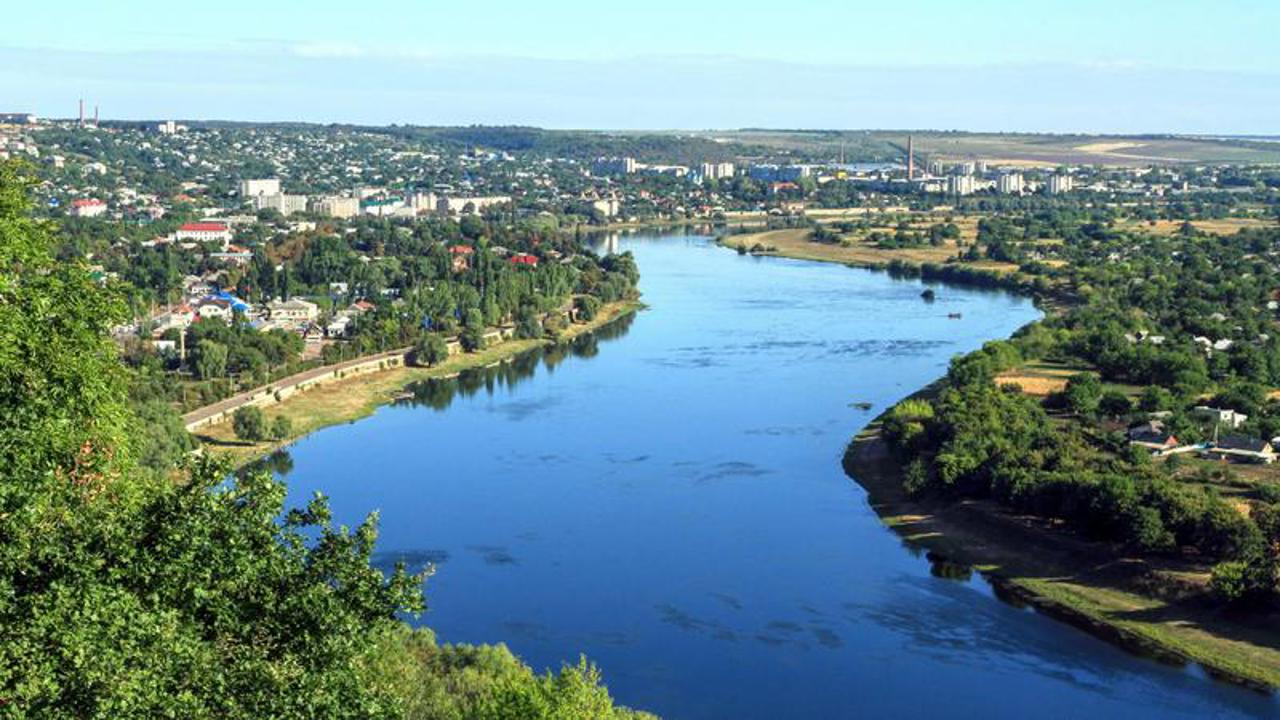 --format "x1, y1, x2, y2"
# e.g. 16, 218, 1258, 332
279, 233, 1277, 718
